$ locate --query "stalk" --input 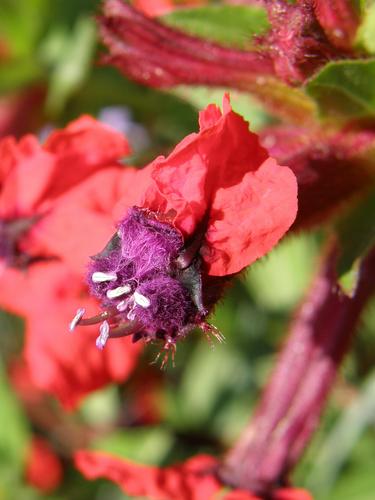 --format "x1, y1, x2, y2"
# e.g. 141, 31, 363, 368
221, 243, 375, 495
